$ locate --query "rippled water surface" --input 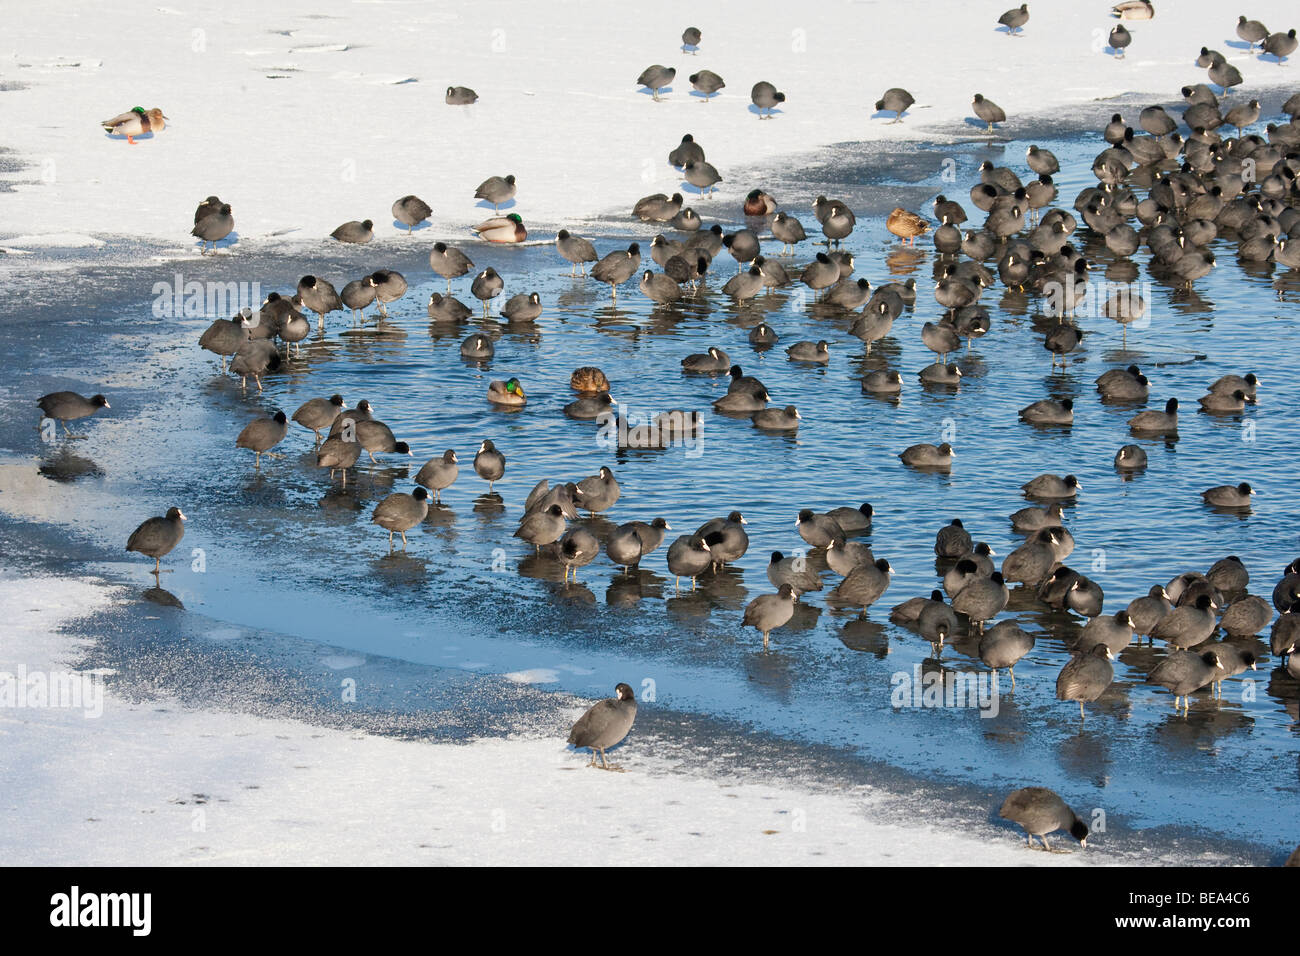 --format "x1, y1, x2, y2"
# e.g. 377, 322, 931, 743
3, 119, 1299, 852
